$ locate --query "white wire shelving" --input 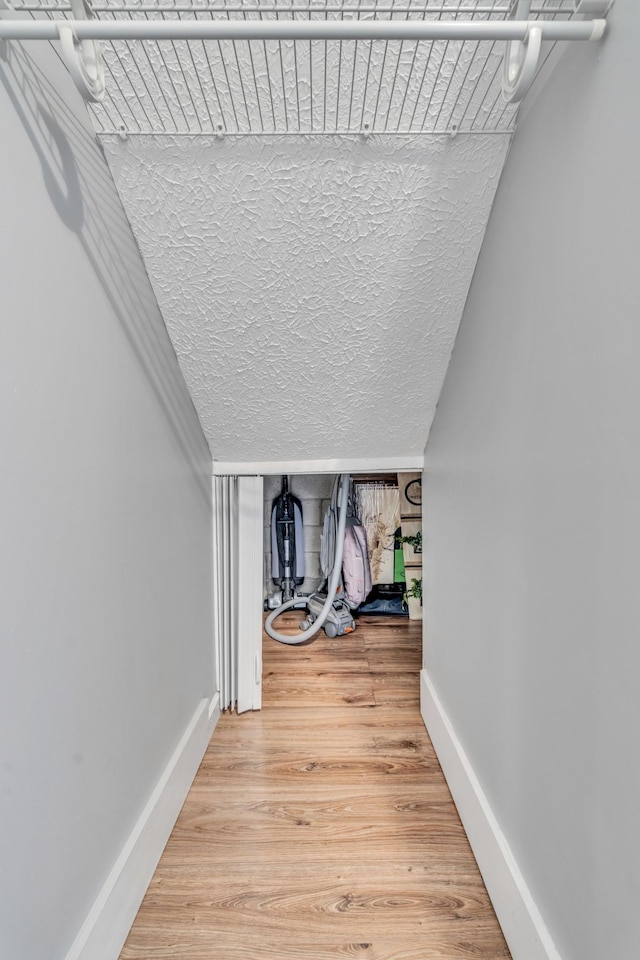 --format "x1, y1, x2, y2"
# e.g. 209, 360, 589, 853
7, 1, 596, 138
